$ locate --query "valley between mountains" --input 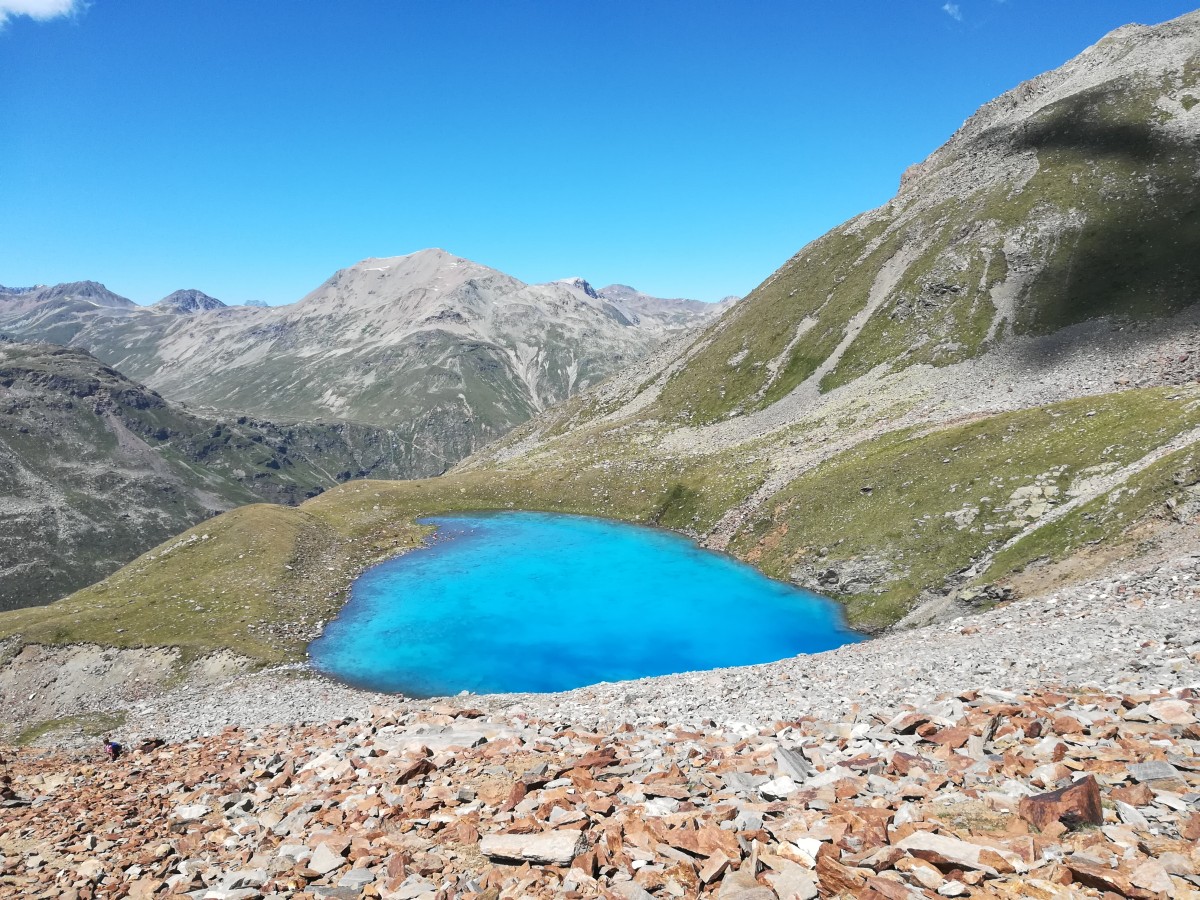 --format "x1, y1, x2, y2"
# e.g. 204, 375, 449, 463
2, 9, 1200, 900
